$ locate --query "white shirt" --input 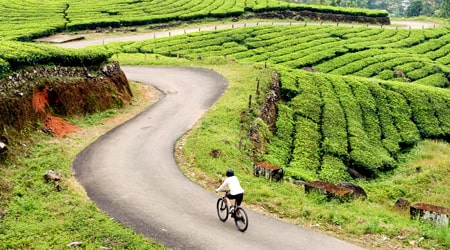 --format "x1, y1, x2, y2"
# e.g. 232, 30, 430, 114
216, 176, 244, 195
